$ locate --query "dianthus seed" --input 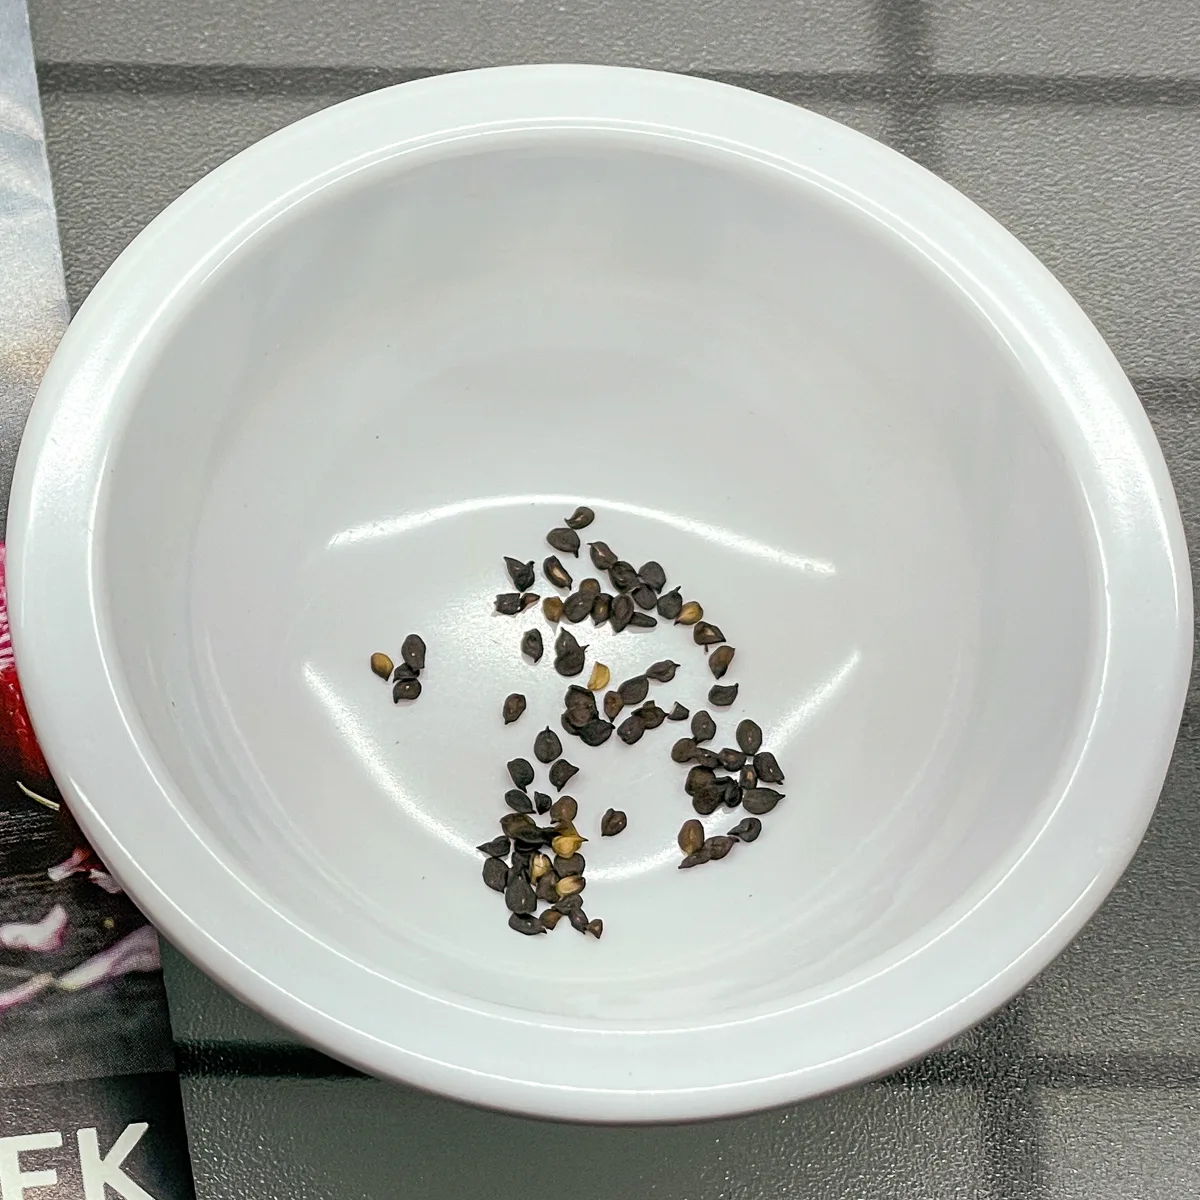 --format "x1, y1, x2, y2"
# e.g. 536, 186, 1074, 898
477, 836, 510, 858
591, 593, 612, 624
638, 561, 667, 592
565, 506, 595, 530
704, 835, 736, 860
392, 678, 422, 702
579, 719, 614, 747
483, 857, 508, 891
563, 591, 593, 622
502, 693, 527, 724
495, 593, 523, 615
671, 737, 698, 763
544, 556, 573, 589
521, 629, 544, 662
609, 561, 639, 591
505, 557, 535, 591
728, 817, 762, 842
675, 601, 703, 626
548, 759, 578, 791
691, 710, 717, 743
678, 819, 705, 856
534, 791, 552, 815
708, 645, 735, 678
587, 662, 611, 691
547, 527, 581, 556
609, 593, 634, 632
709, 683, 739, 706
736, 720, 763, 755
617, 713, 646, 745
588, 541, 618, 570
534, 727, 563, 764
401, 634, 426, 671
693, 621, 726, 646
603, 690, 624, 721
754, 752, 785, 784
645, 660, 679, 683
505, 789, 534, 814
628, 612, 657, 629
717, 748, 746, 771
657, 588, 683, 620
742, 787, 785, 815
667, 702, 689, 721
508, 913, 546, 935
618, 675, 649, 705
631, 584, 658, 610
370, 652, 393, 680
507, 758, 534, 789
542, 596, 564, 623
549, 795, 578, 824
600, 808, 627, 837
